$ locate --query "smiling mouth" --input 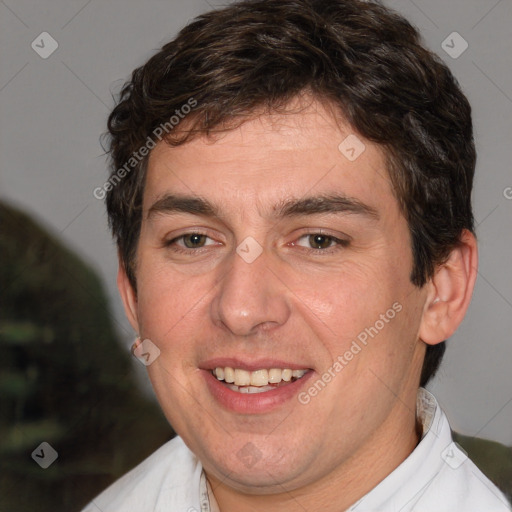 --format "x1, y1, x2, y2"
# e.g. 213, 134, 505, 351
211, 367, 310, 394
